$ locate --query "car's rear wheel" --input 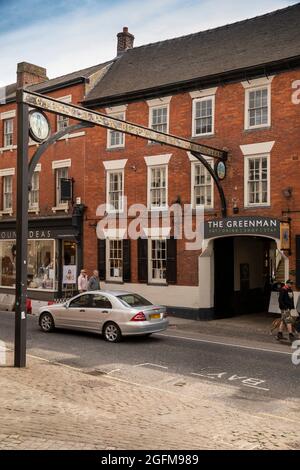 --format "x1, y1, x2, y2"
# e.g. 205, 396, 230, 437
40, 312, 55, 332
103, 322, 122, 343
